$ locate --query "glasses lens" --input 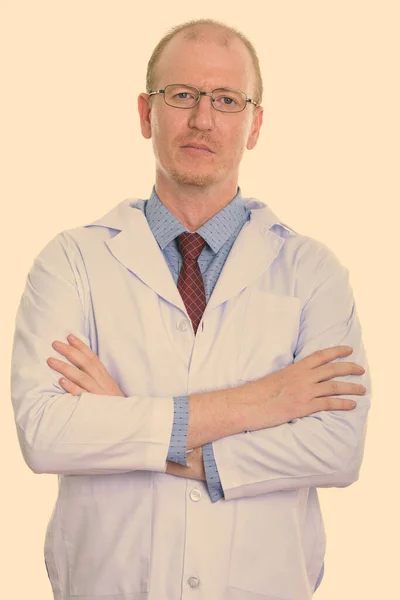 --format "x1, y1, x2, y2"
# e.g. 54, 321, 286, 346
165, 85, 198, 108
212, 89, 246, 112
